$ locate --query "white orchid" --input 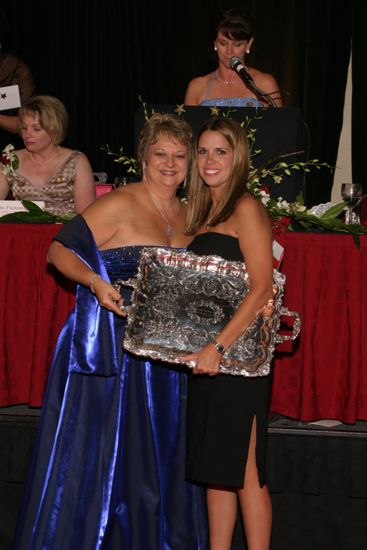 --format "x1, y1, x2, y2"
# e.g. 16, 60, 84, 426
1, 144, 19, 175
